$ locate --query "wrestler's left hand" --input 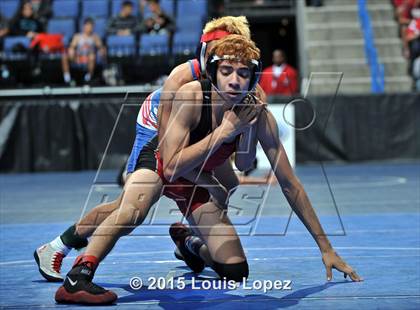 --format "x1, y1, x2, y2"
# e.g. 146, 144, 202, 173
322, 250, 363, 282
233, 94, 266, 126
